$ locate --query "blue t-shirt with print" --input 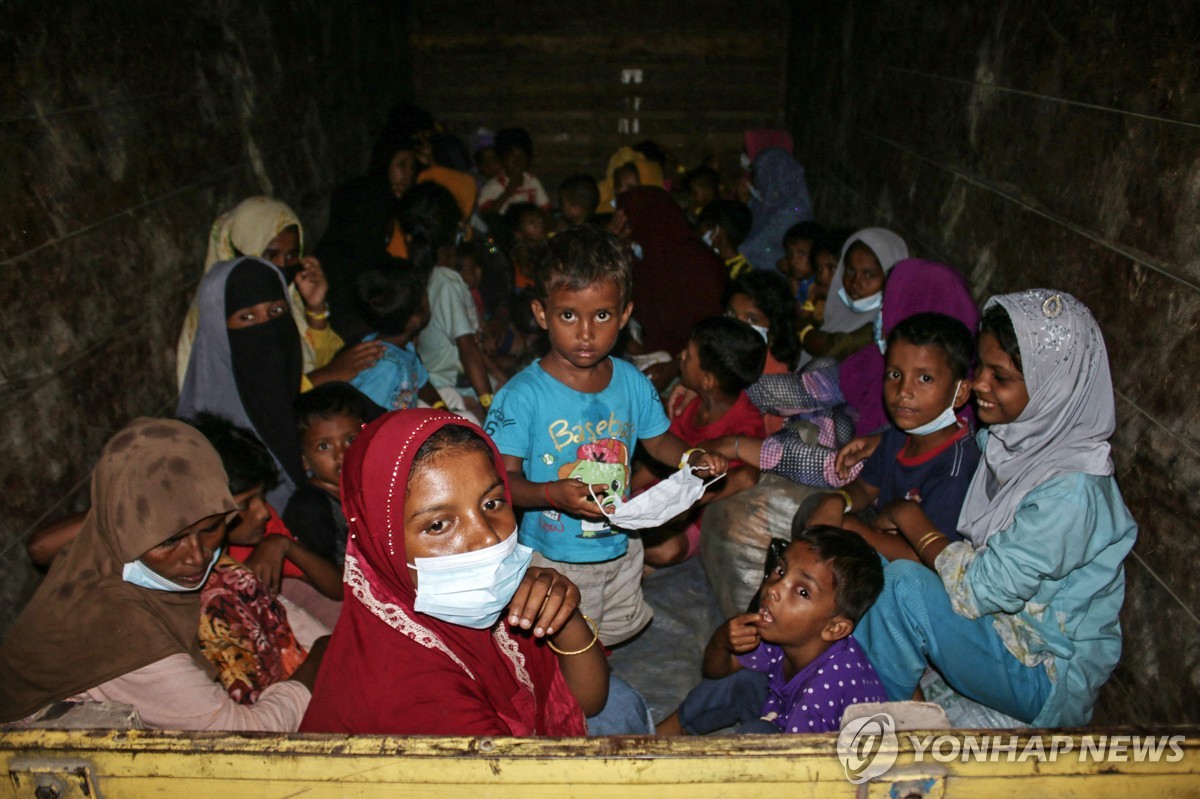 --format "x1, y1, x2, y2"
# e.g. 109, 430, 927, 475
350, 334, 429, 411
484, 357, 670, 563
